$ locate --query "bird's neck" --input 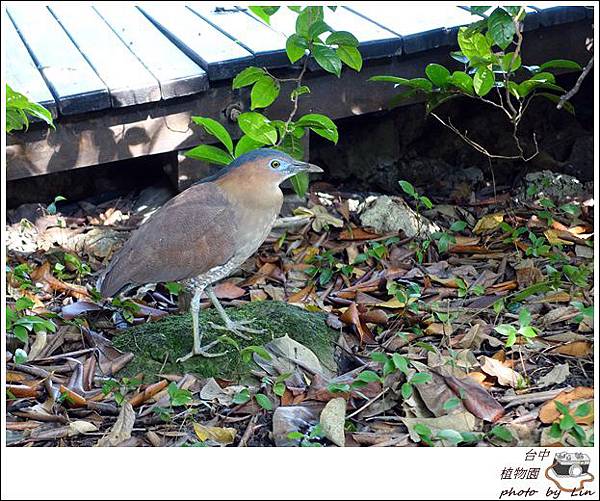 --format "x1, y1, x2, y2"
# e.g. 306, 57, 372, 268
217, 176, 283, 213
